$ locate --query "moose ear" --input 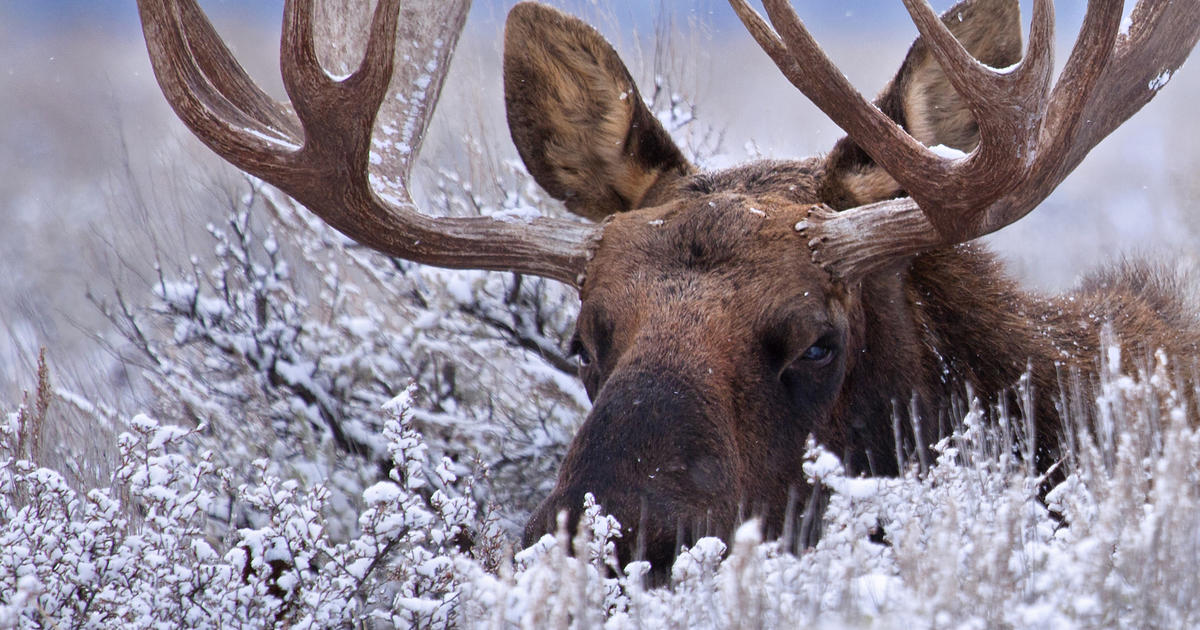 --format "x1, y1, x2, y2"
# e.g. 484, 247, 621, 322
504, 2, 692, 220
822, 0, 1022, 209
